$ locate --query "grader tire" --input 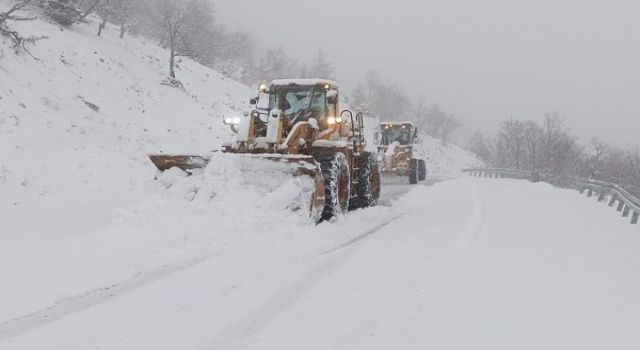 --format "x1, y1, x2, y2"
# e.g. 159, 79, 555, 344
349, 152, 378, 210
409, 158, 419, 185
370, 156, 381, 202
318, 153, 351, 221
418, 159, 427, 181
